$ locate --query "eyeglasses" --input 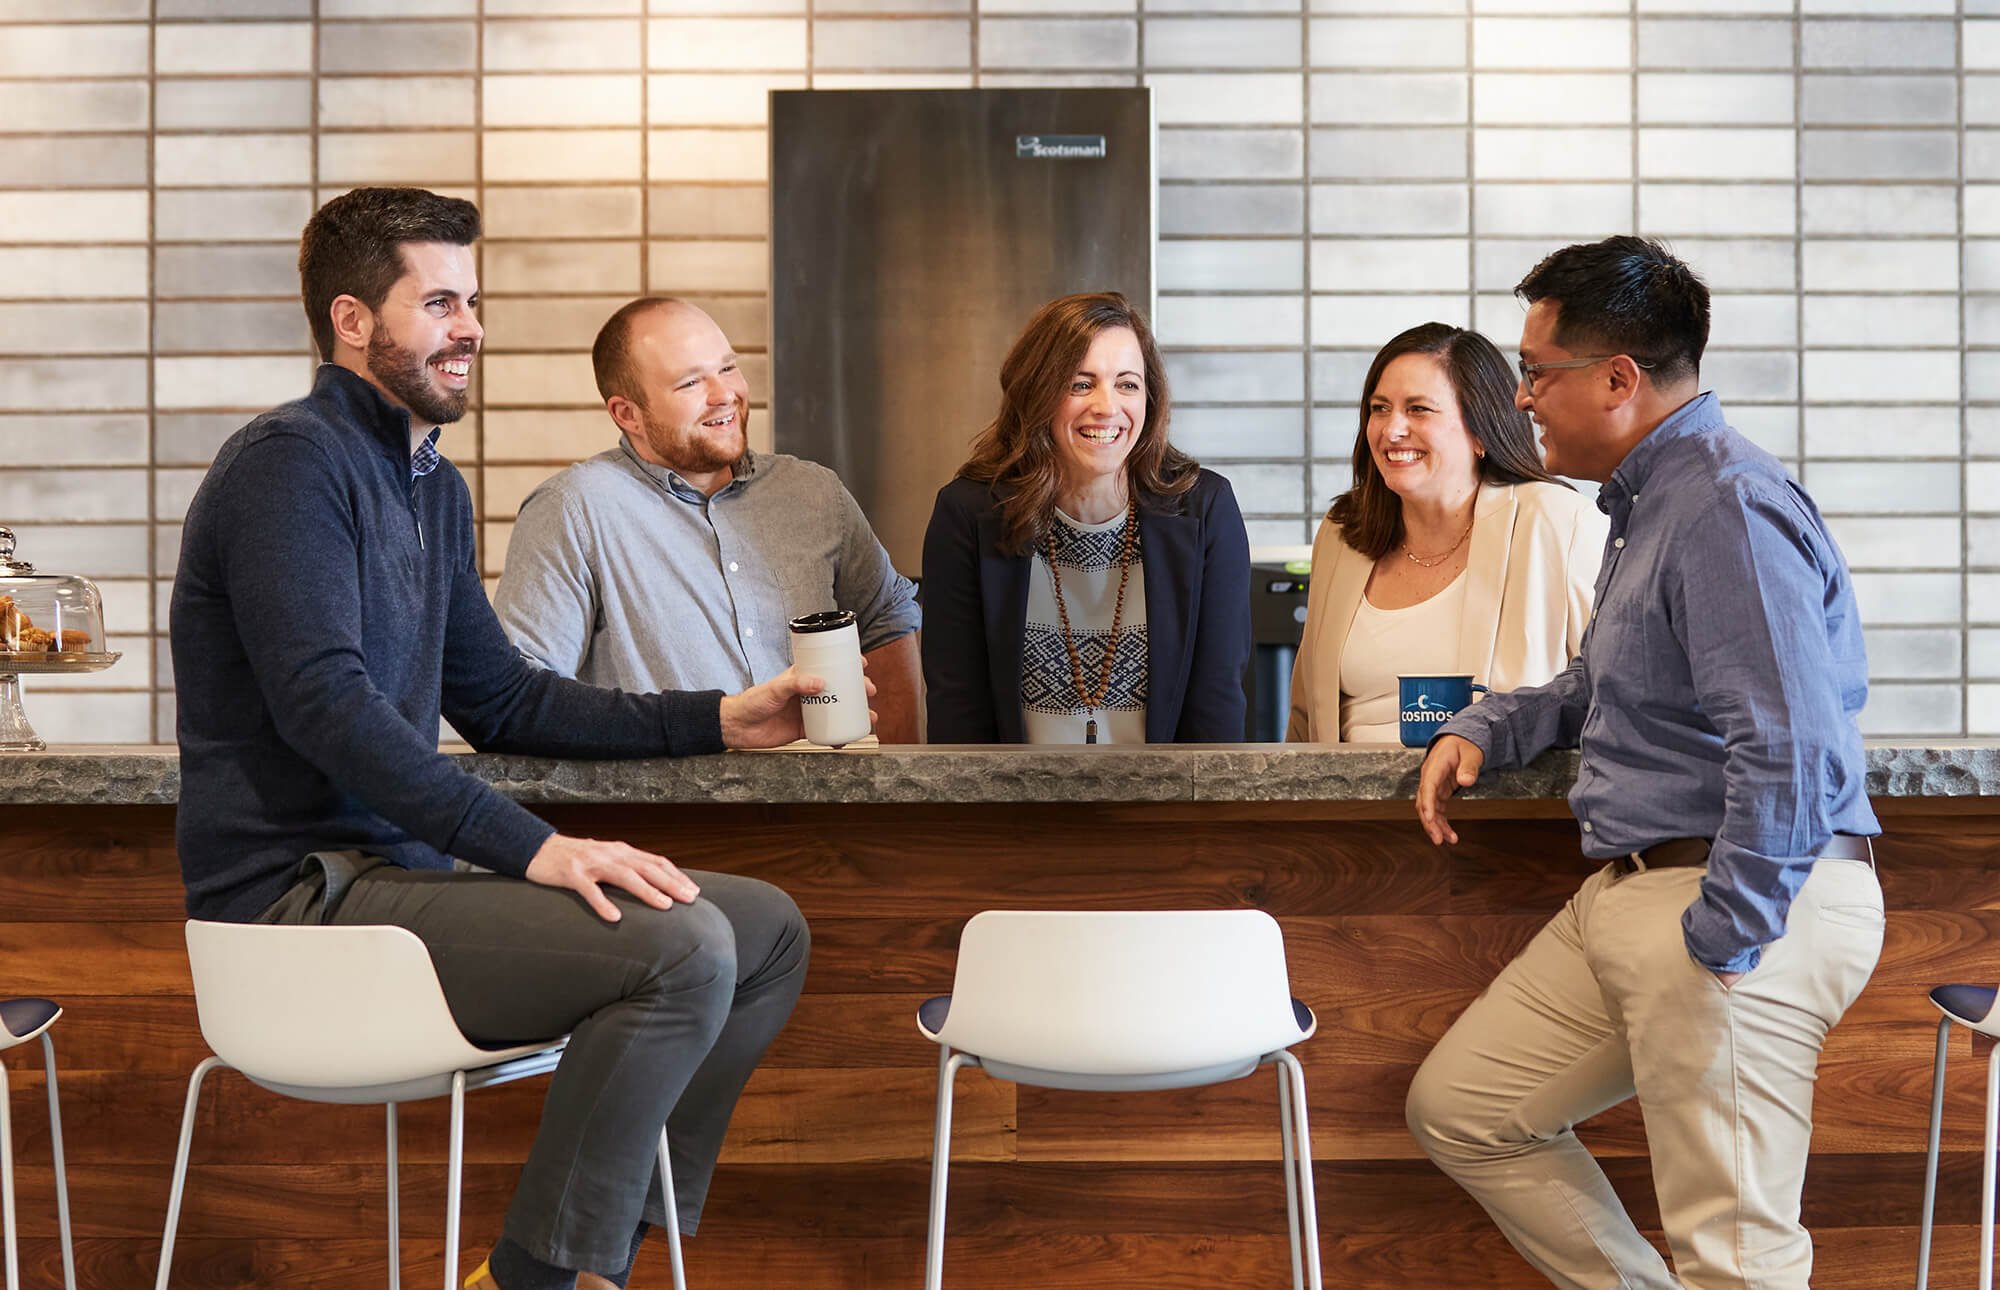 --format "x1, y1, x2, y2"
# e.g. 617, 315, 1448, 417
1516, 354, 1654, 392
